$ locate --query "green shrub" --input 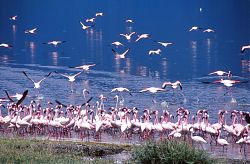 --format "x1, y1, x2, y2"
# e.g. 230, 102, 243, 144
131, 139, 214, 164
